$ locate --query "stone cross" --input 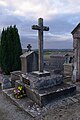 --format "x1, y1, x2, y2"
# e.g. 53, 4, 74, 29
27, 44, 32, 52
32, 18, 49, 72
